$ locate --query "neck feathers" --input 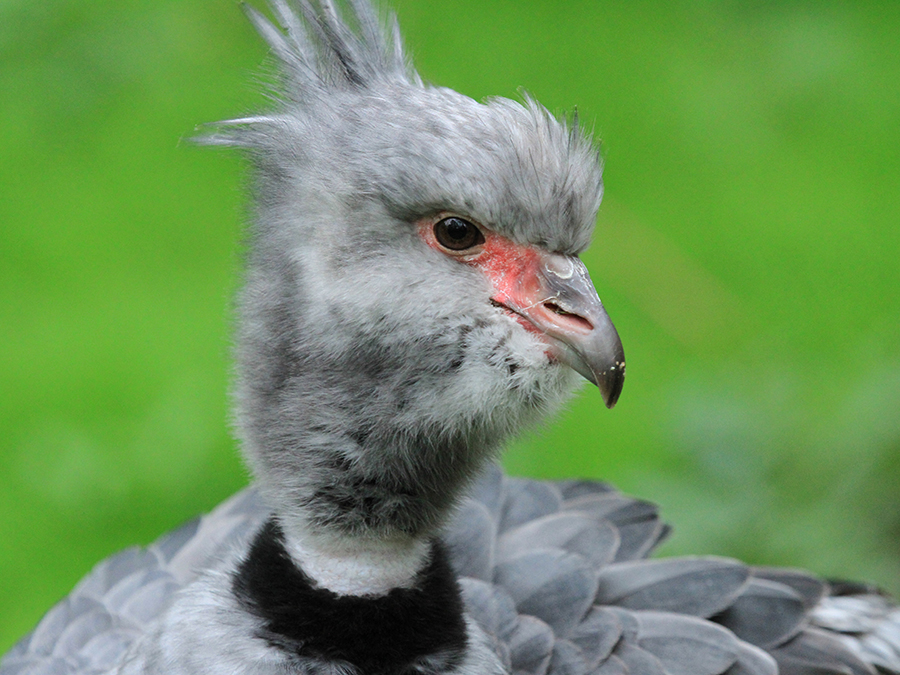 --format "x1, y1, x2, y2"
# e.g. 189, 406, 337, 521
233, 520, 468, 672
